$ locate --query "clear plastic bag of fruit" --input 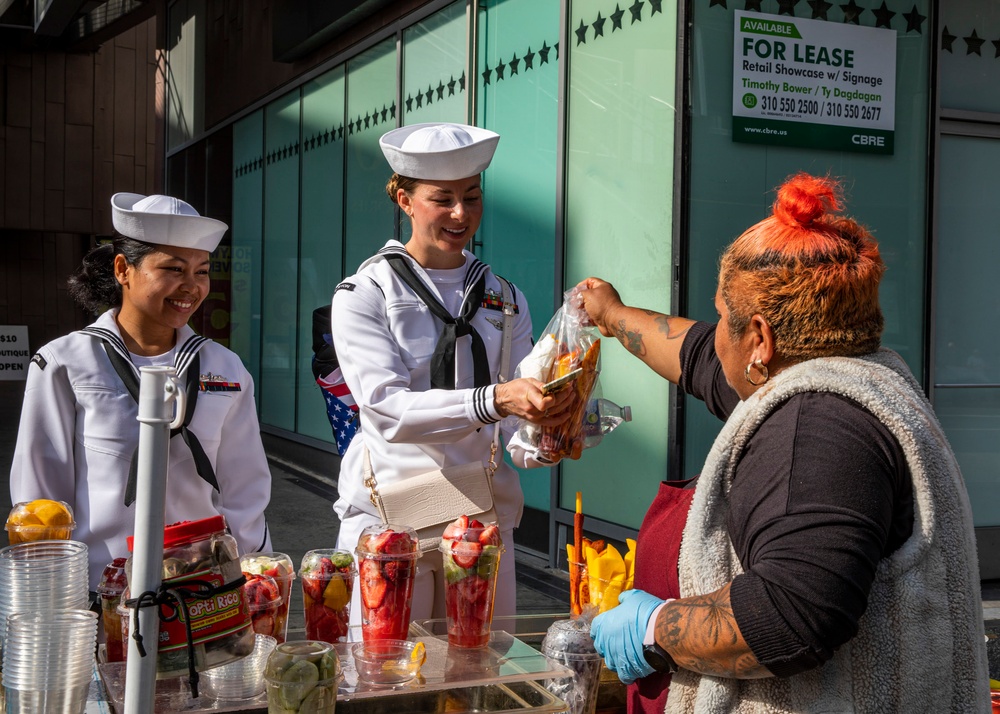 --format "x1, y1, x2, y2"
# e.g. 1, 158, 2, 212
512, 286, 602, 461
